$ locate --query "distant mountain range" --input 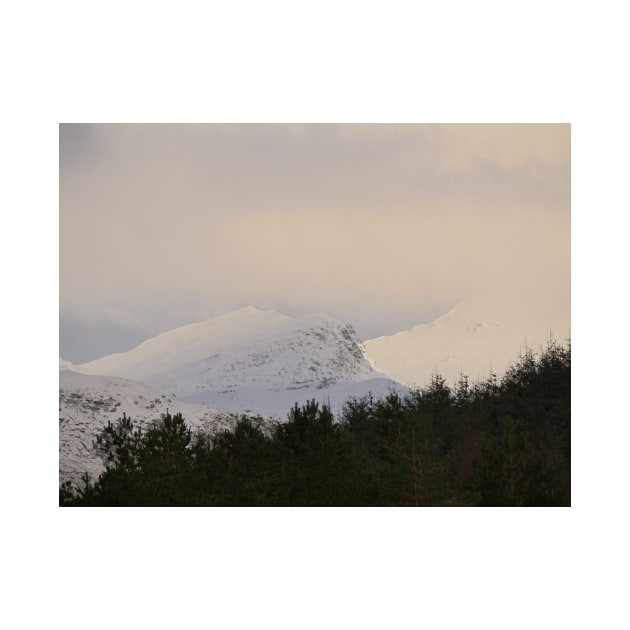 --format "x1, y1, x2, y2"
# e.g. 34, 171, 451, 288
59, 302, 569, 486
